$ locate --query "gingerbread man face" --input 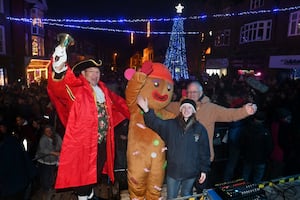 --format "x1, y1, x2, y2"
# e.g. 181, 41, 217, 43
139, 77, 173, 110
